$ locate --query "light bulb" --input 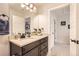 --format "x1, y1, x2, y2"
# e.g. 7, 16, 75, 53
29, 4, 33, 8
21, 4, 25, 8
26, 6, 29, 10
30, 9, 33, 12
33, 6, 36, 10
